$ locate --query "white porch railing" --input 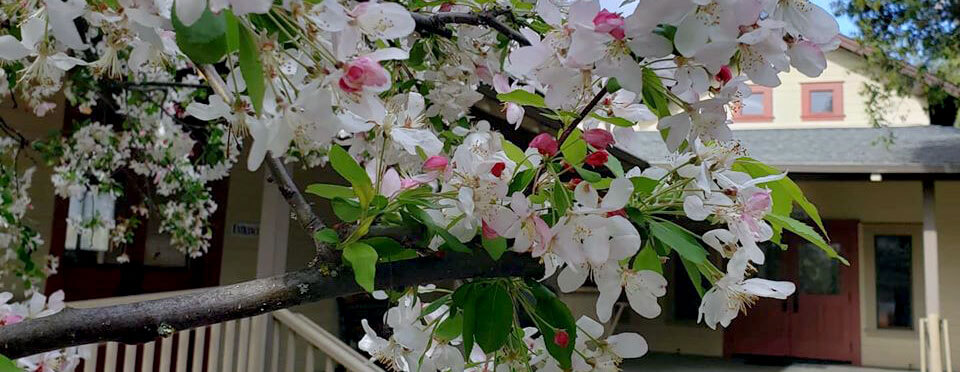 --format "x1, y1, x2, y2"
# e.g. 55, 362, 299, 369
68, 291, 384, 372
